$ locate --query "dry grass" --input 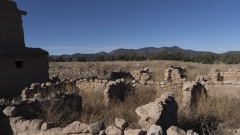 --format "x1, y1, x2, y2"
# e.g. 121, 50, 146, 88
178, 93, 240, 135
49, 61, 240, 81
37, 84, 156, 128
37, 83, 240, 134
43, 61, 240, 134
